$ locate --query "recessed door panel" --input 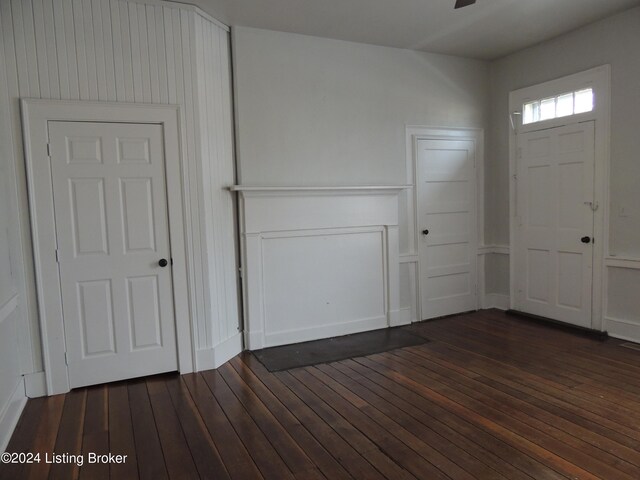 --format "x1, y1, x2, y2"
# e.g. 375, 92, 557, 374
127, 276, 163, 349
69, 178, 109, 256
77, 280, 116, 357
120, 178, 156, 253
